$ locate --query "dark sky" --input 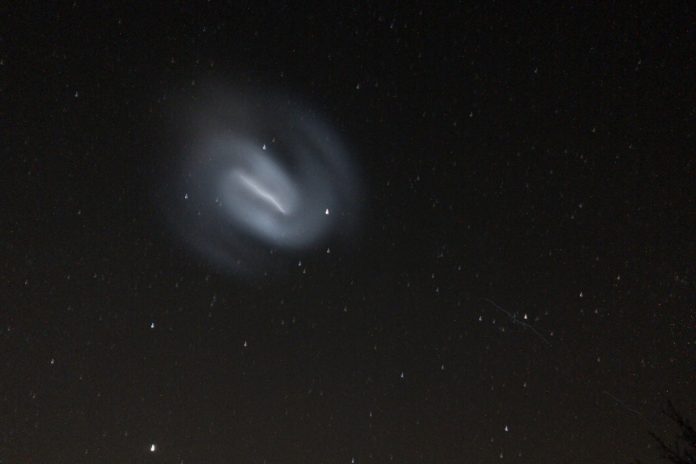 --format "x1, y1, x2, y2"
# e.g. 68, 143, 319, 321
3, 3, 695, 463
